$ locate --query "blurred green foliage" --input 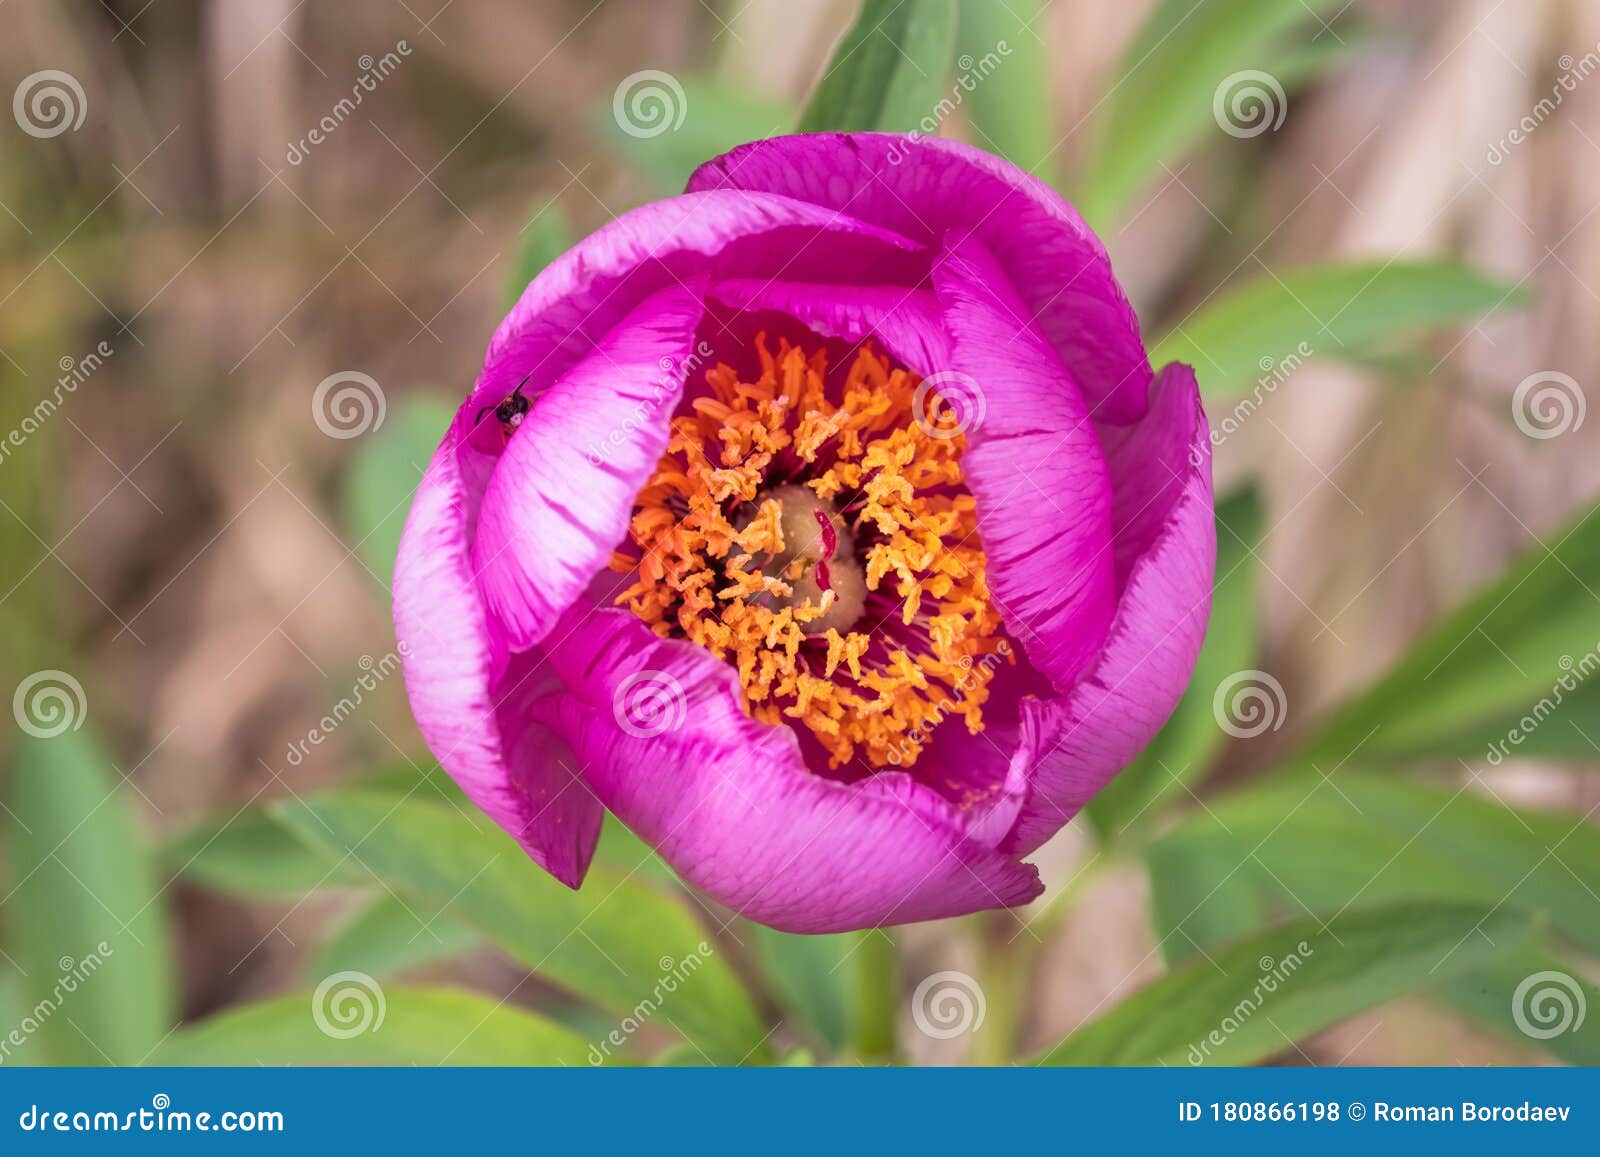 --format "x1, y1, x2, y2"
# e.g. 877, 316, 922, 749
798, 0, 957, 133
